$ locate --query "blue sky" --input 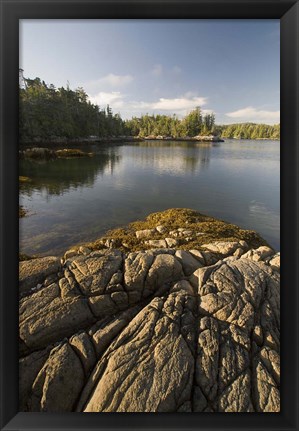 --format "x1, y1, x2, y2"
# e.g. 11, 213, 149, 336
20, 20, 280, 124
